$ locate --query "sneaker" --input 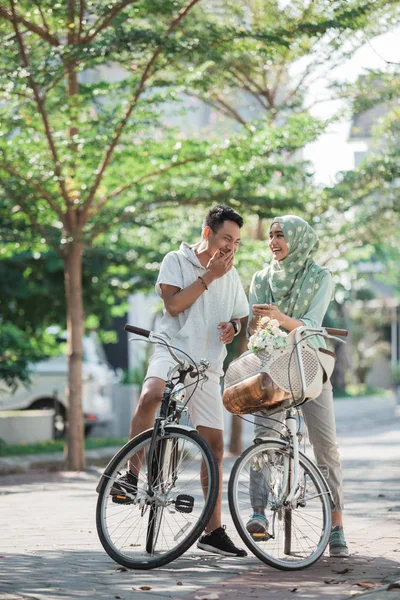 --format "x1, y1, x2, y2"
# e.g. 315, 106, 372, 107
111, 471, 138, 504
246, 513, 269, 541
329, 525, 349, 557
197, 526, 247, 557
